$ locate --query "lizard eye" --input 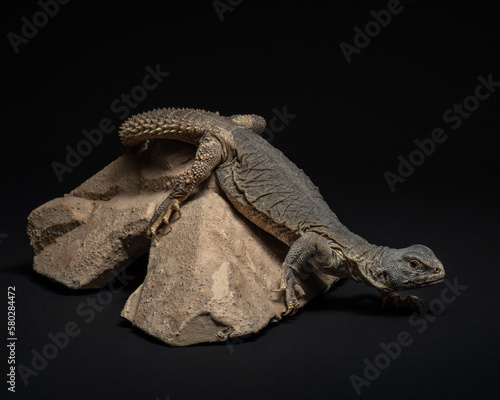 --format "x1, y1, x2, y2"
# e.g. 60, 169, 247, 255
409, 260, 420, 268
